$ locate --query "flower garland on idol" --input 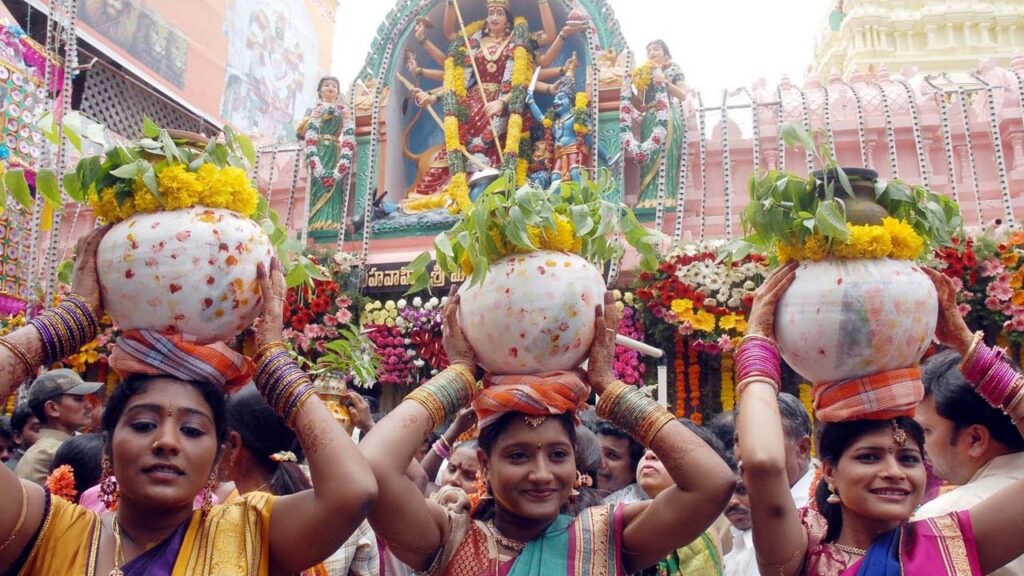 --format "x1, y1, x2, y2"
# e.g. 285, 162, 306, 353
619, 62, 669, 166
302, 101, 355, 190
441, 17, 533, 213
